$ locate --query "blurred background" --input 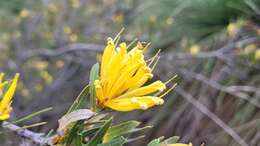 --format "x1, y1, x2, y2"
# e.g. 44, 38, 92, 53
1, 0, 260, 145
